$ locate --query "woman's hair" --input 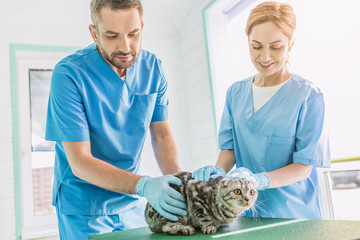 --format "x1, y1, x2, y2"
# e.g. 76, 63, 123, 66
245, 1, 296, 40
90, 0, 143, 28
